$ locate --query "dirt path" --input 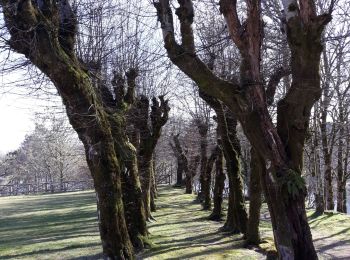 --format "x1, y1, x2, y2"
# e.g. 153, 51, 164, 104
138, 187, 265, 260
